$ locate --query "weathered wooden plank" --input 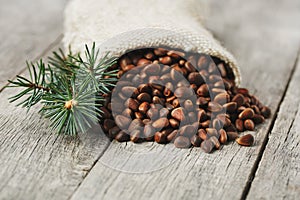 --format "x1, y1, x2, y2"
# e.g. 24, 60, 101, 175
70, 0, 300, 200
0, 72, 111, 199
0, 0, 113, 199
0, 0, 67, 90
247, 53, 300, 200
